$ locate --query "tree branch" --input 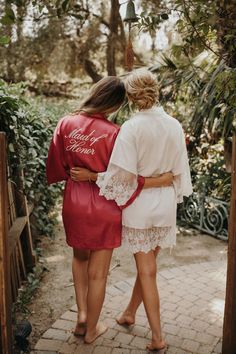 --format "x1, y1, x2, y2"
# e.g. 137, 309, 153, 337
182, 0, 221, 58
